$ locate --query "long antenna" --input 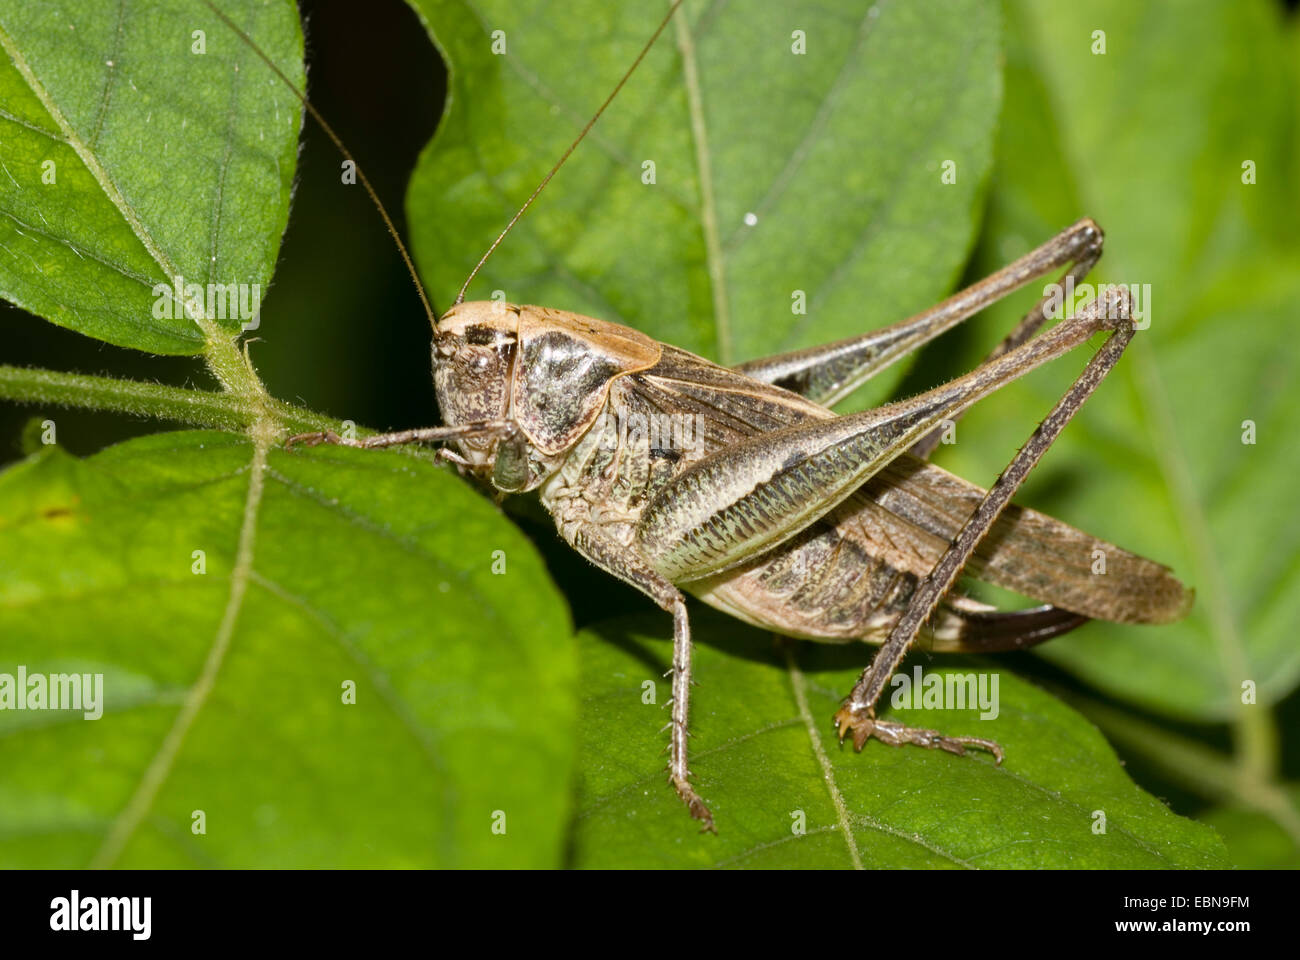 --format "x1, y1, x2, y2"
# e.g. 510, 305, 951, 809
454, 0, 686, 305
201, 0, 440, 325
